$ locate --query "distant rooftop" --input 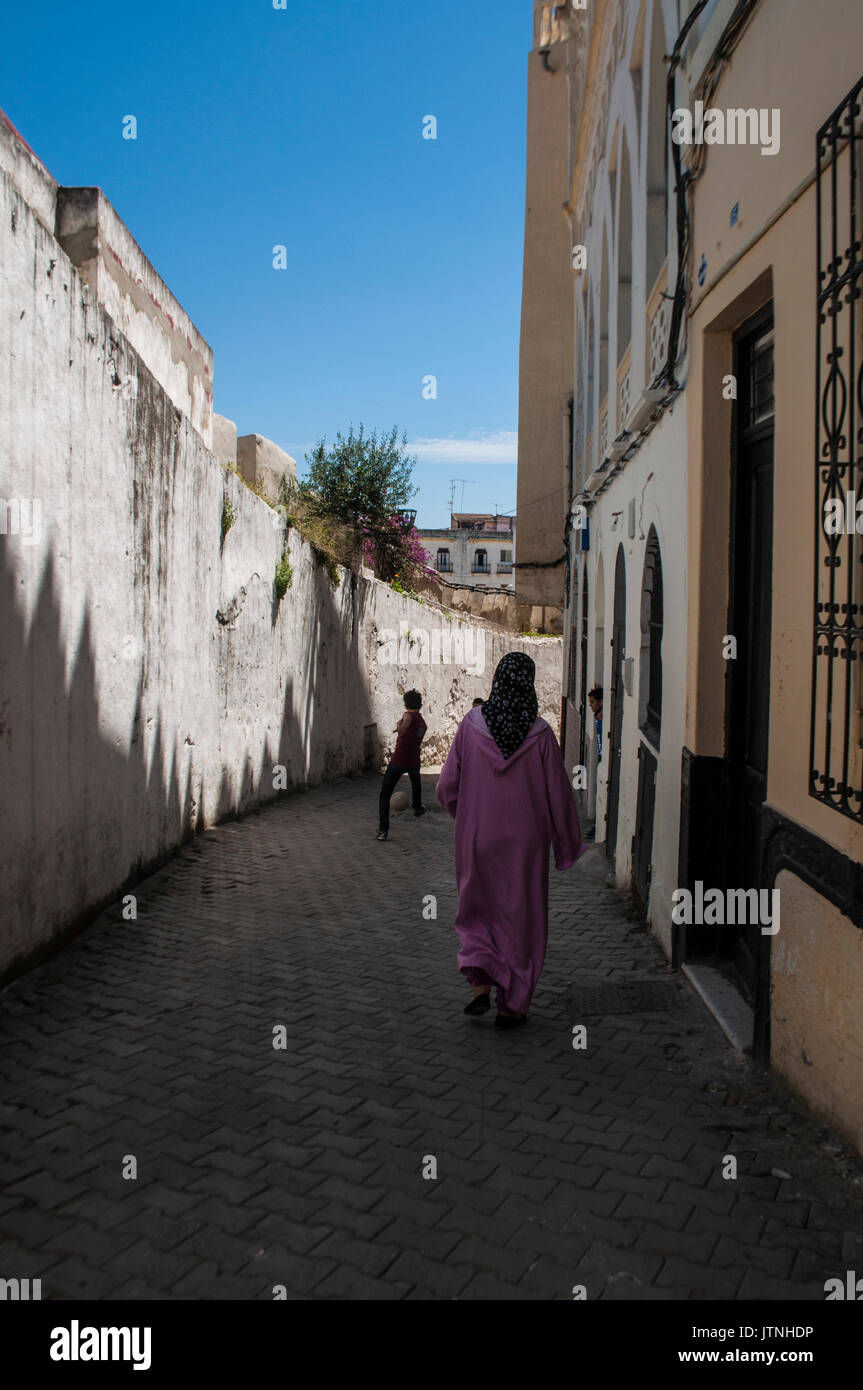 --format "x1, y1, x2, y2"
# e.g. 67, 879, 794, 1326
450, 512, 516, 531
